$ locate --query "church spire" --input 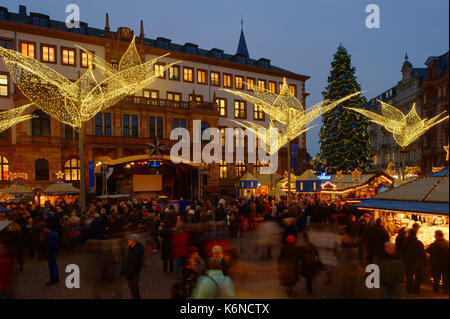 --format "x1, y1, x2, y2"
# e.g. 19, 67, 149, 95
236, 18, 249, 58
